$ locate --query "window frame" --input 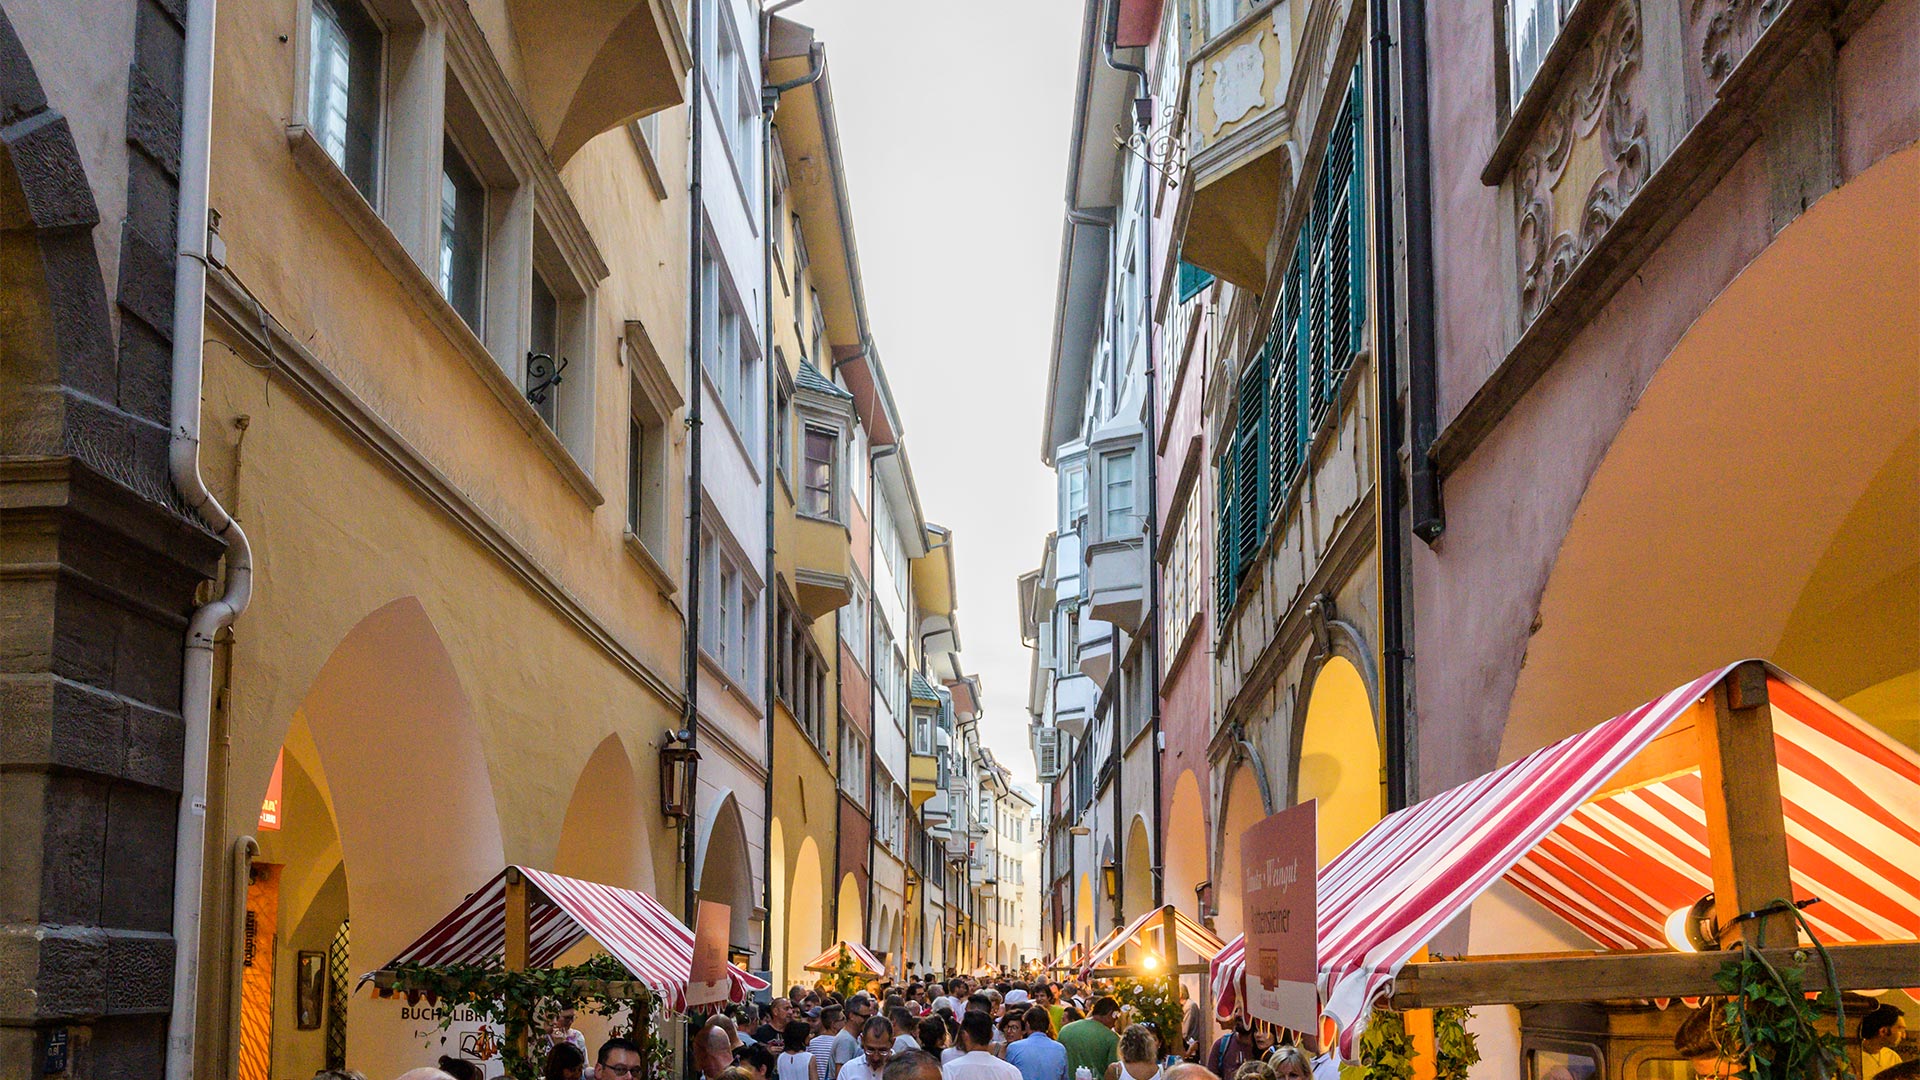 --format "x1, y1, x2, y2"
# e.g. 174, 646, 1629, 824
307, 0, 384, 204
800, 423, 840, 520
